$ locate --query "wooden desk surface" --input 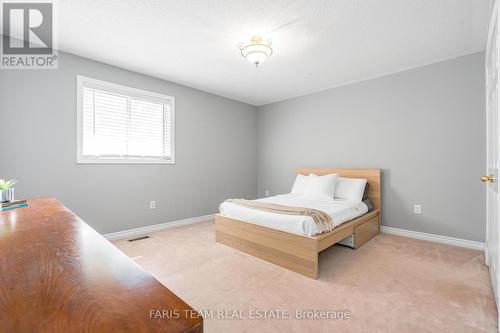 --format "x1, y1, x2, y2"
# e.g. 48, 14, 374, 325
0, 198, 203, 333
